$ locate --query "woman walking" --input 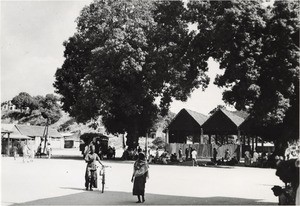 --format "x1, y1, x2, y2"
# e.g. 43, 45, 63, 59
85, 145, 103, 191
131, 152, 149, 203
